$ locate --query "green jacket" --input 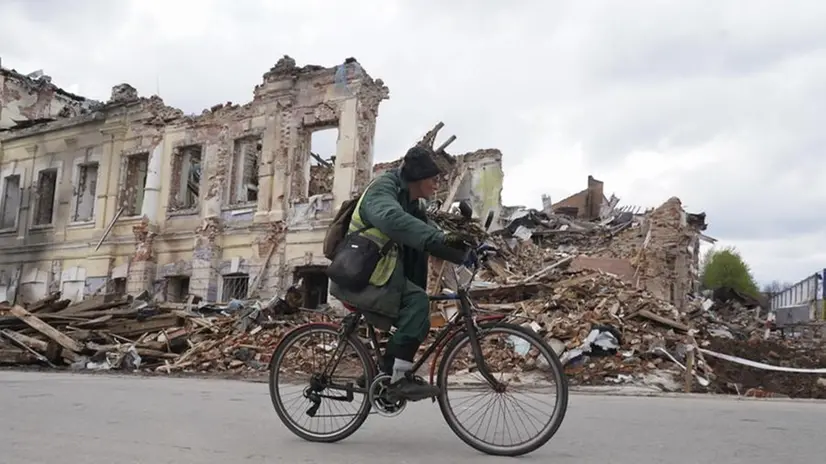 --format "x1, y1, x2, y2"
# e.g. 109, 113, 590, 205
329, 169, 463, 322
